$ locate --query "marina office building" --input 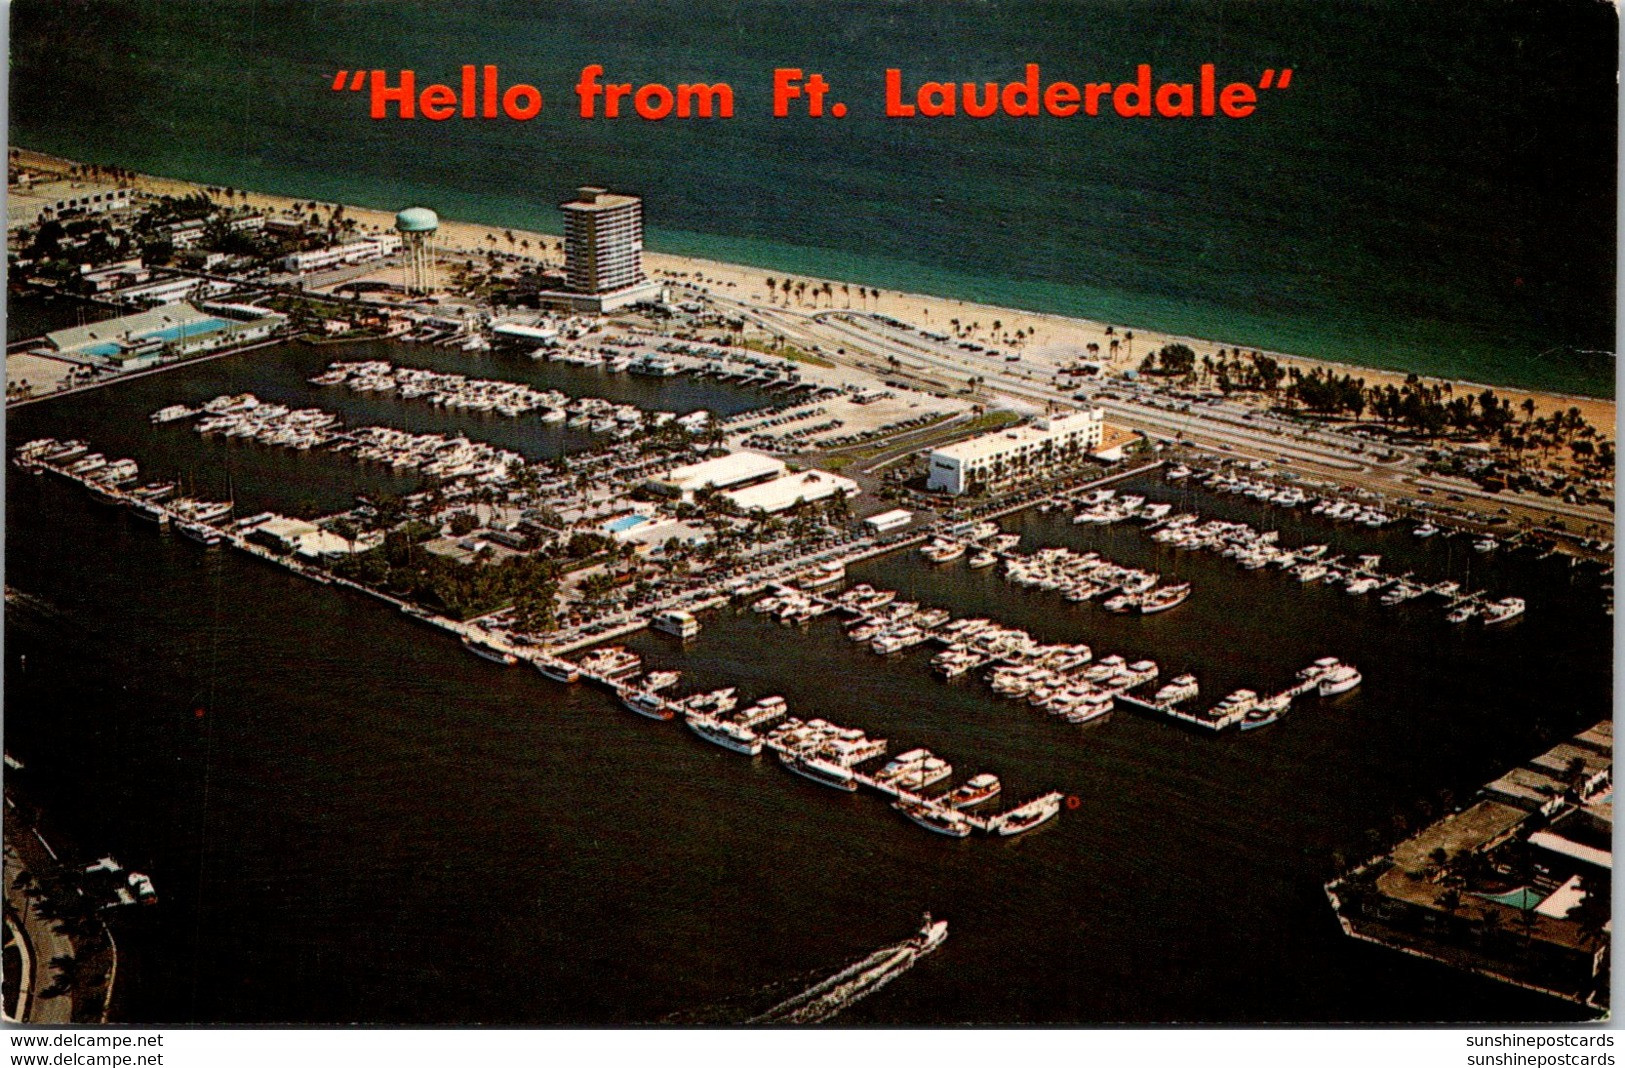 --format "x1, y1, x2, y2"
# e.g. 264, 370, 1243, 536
926, 408, 1105, 495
